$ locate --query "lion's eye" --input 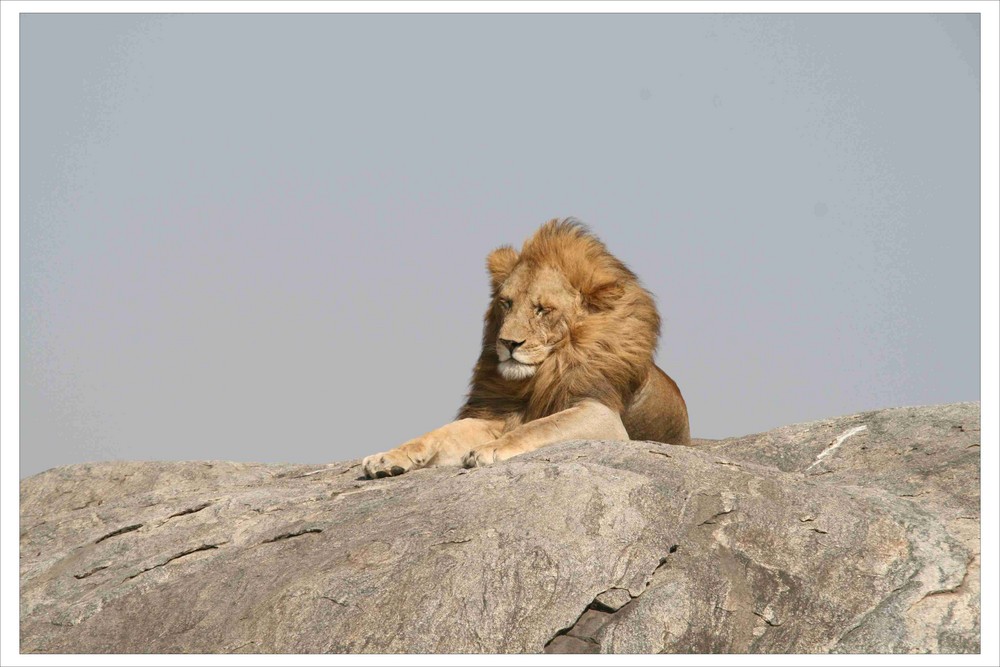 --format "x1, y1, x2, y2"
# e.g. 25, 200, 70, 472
499, 299, 512, 310
535, 305, 550, 315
